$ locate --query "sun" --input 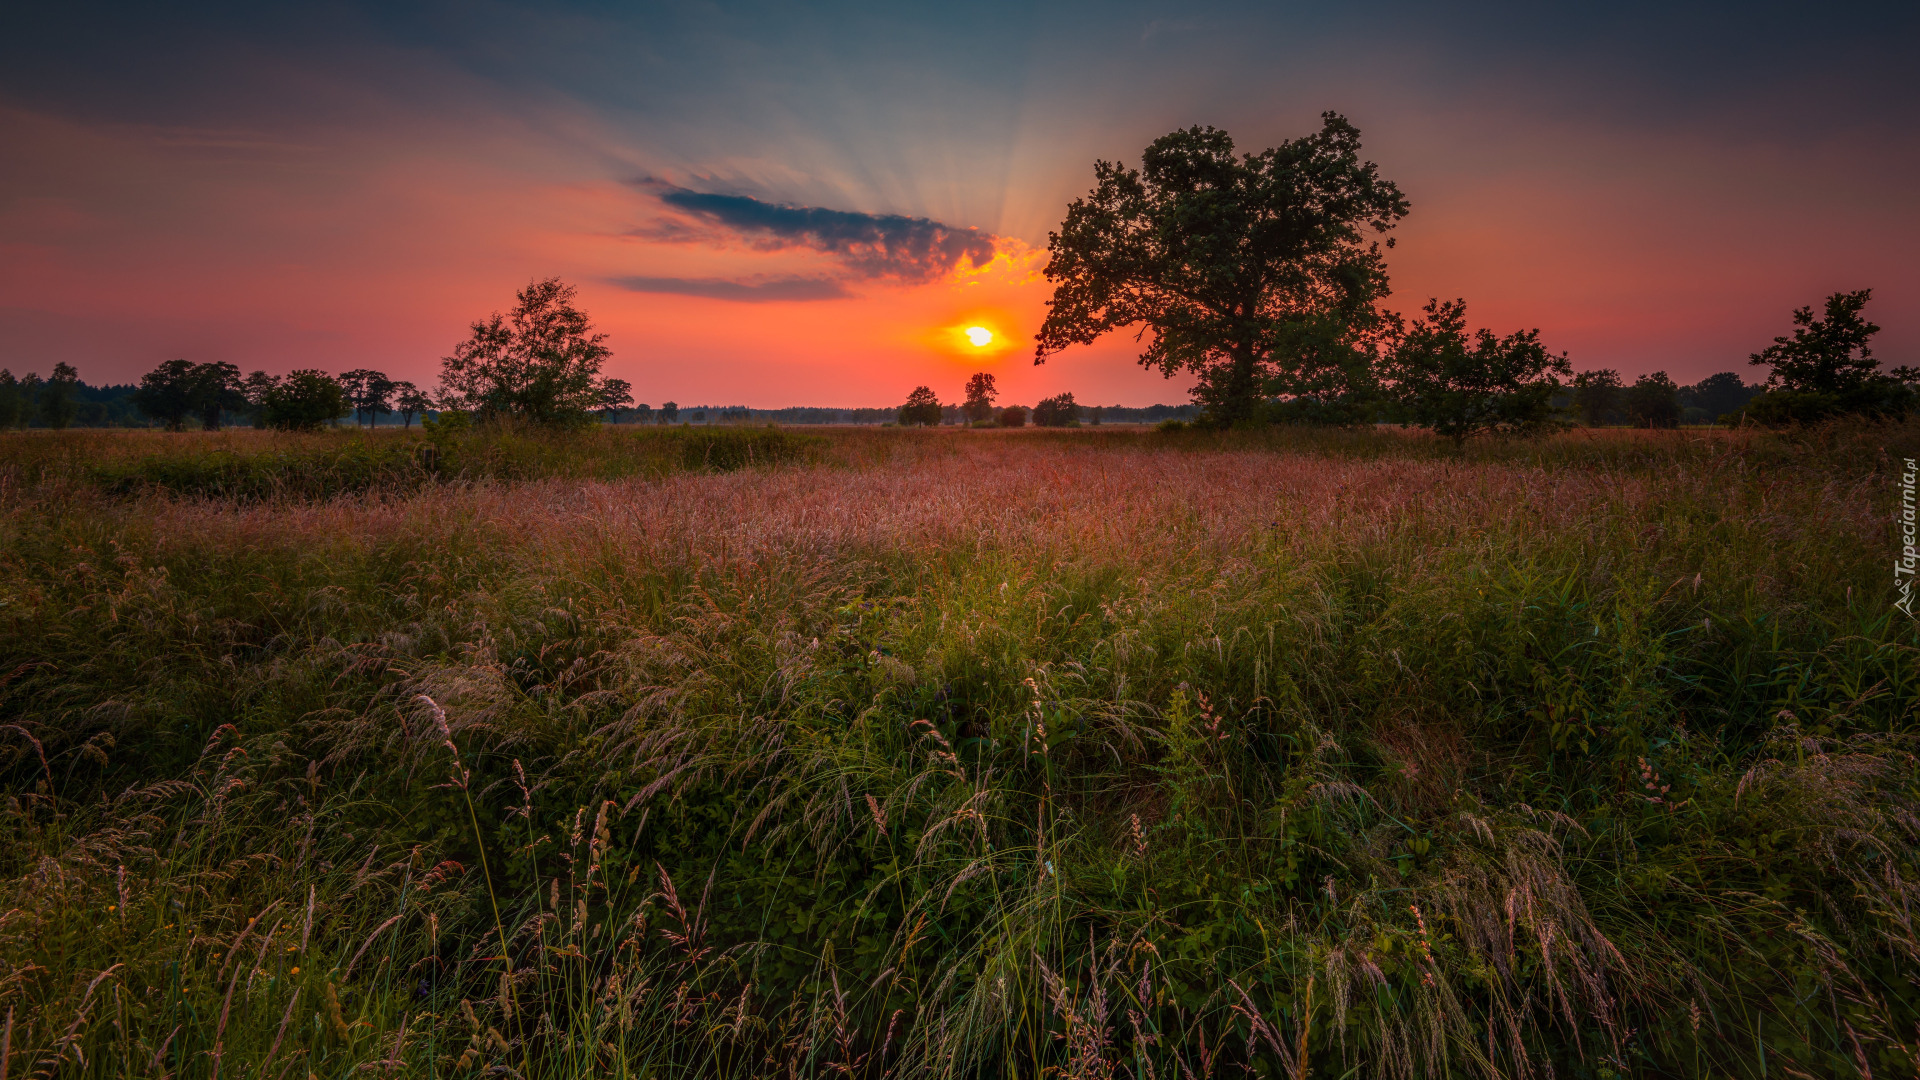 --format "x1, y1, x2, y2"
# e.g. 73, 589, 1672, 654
965, 326, 993, 347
